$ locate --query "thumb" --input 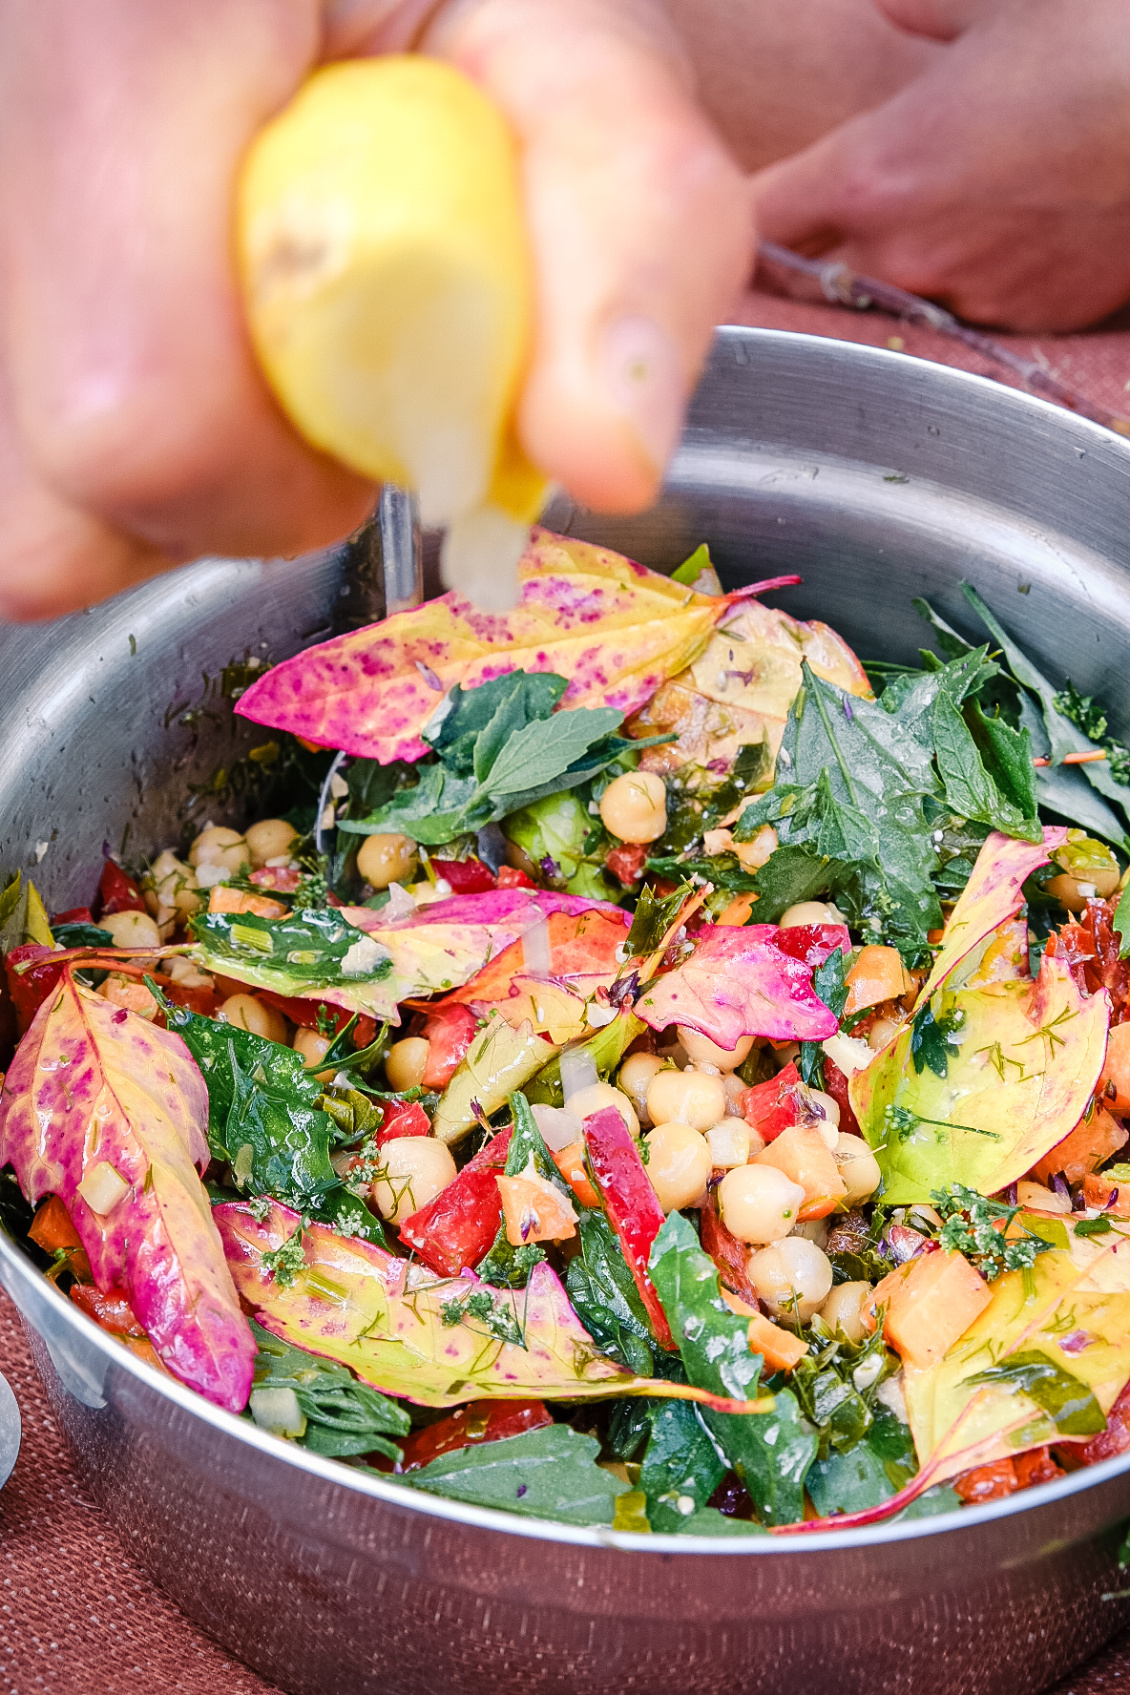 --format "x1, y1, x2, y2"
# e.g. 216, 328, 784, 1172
429, 0, 754, 515
873, 0, 988, 39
